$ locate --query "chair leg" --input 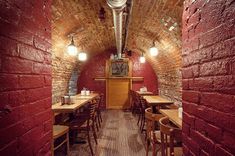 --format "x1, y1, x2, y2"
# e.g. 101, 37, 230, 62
141, 117, 145, 133
92, 124, 98, 145
140, 114, 143, 130
72, 130, 76, 144
97, 113, 101, 127
137, 112, 141, 125
66, 132, 70, 156
152, 142, 156, 156
87, 130, 94, 156
132, 103, 135, 114
131, 102, 134, 114
146, 139, 150, 156
95, 117, 99, 132
99, 112, 102, 122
